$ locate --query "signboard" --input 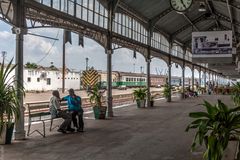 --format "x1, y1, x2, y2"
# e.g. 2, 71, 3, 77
81, 68, 100, 89
192, 31, 232, 55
